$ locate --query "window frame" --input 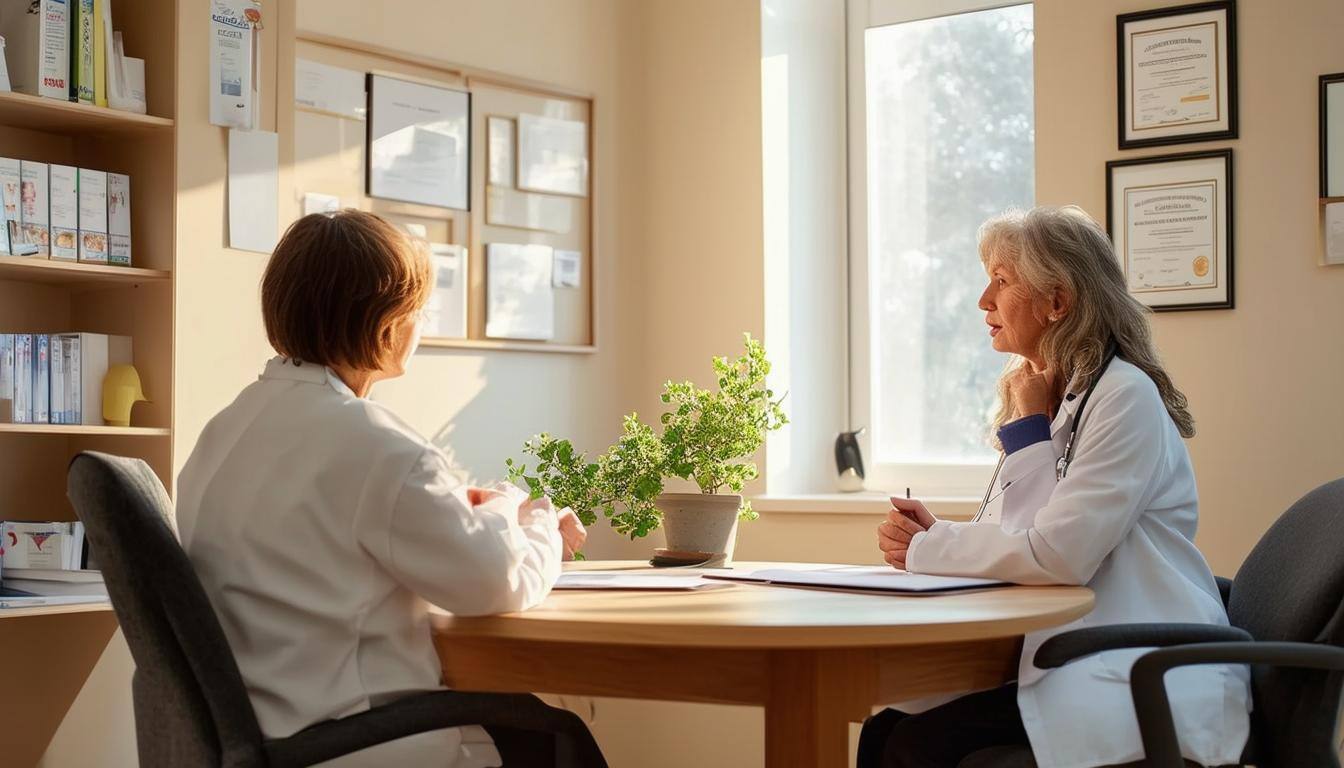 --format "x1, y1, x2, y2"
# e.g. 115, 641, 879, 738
845, 0, 1033, 498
